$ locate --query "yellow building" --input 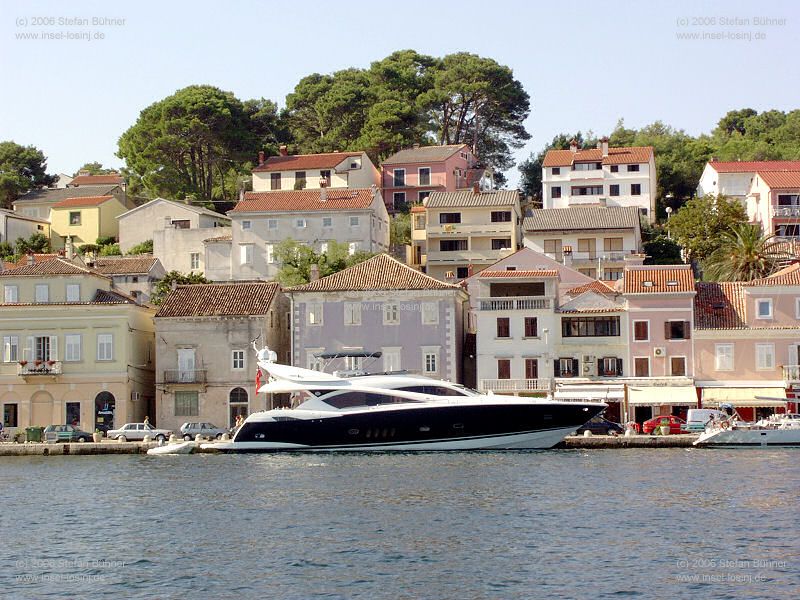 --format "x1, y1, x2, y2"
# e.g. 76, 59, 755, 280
0, 258, 156, 434
49, 195, 130, 250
